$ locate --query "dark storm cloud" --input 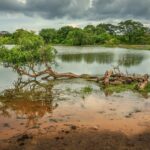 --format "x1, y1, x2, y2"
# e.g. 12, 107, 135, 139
0, 0, 24, 12
90, 0, 150, 20
0, 0, 90, 19
0, 0, 150, 20
25, 0, 90, 19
